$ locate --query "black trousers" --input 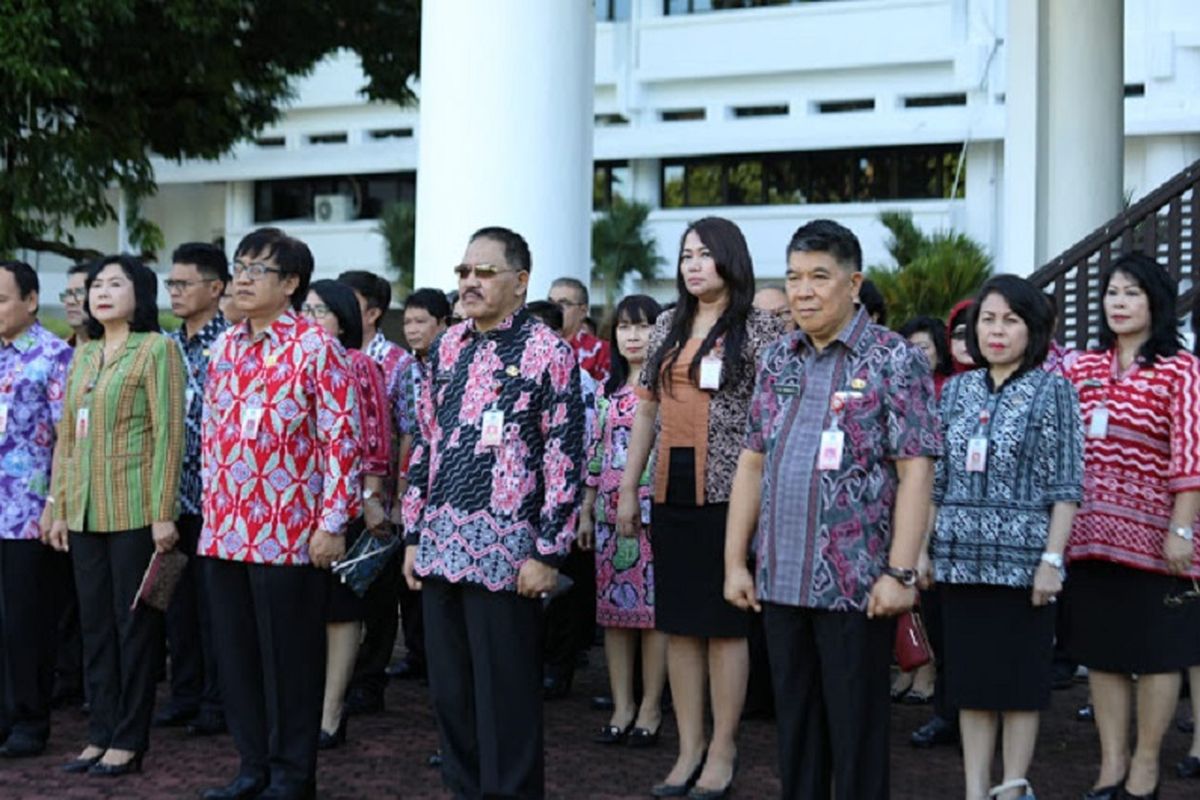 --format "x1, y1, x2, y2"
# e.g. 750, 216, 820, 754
424, 578, 544, 800
0, 539, 56, 741
920, 587, 957, 722
763, 603, 894, 800
398, 560, 425, 669
542, 542, 595, 674
349, 545, 401, 696
49, 548, 83, 699
164, 515, 221, 715
207, 559, 328, 790
70, 528, 164, 751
